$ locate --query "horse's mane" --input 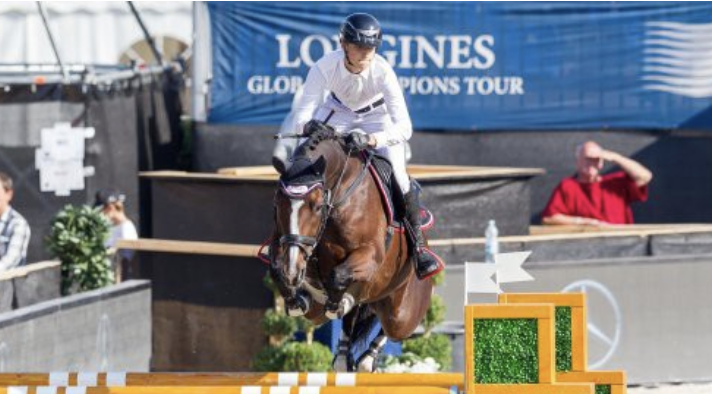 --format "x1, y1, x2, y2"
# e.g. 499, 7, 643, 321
282, 122, 344, 185
293, 124, 341, 159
